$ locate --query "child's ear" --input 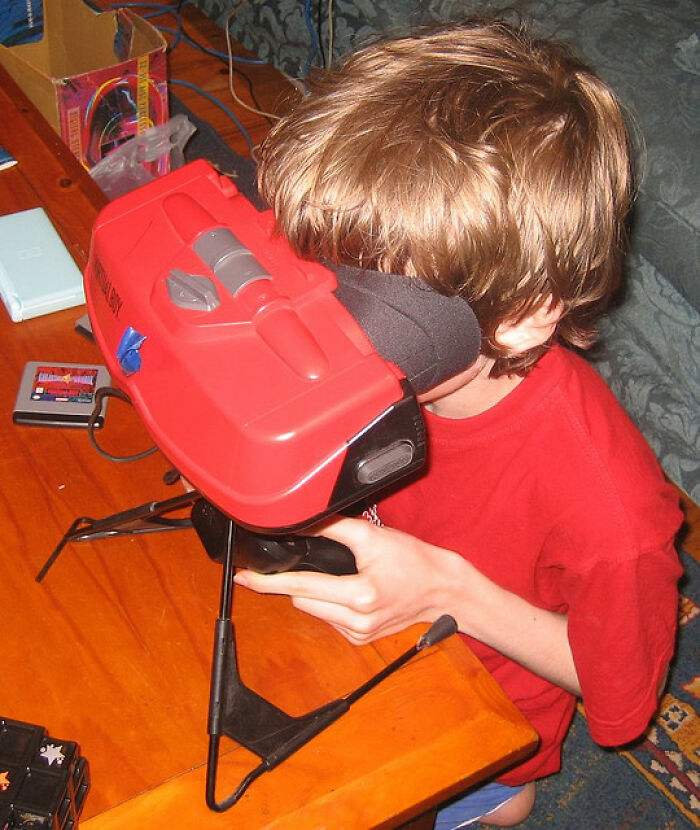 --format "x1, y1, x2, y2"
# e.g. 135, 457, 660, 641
494, 299, 564, 355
